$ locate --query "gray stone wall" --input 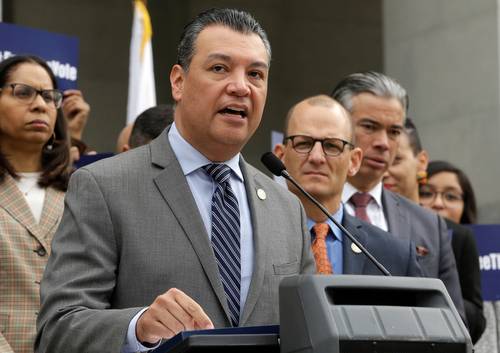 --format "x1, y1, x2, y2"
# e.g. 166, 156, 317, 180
383, 0, 500, 223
